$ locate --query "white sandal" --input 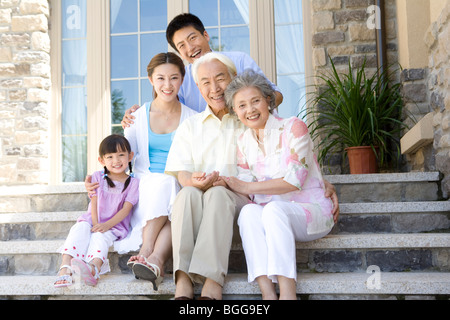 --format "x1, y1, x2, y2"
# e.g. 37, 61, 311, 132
132, 257, 163, 291
53, 265, 73, 288
71, 258, 100, 286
